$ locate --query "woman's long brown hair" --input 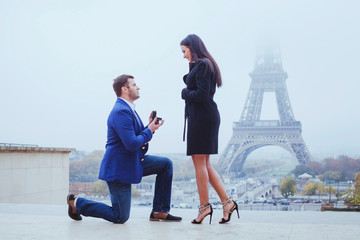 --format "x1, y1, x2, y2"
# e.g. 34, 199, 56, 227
180, 34, 222, 87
